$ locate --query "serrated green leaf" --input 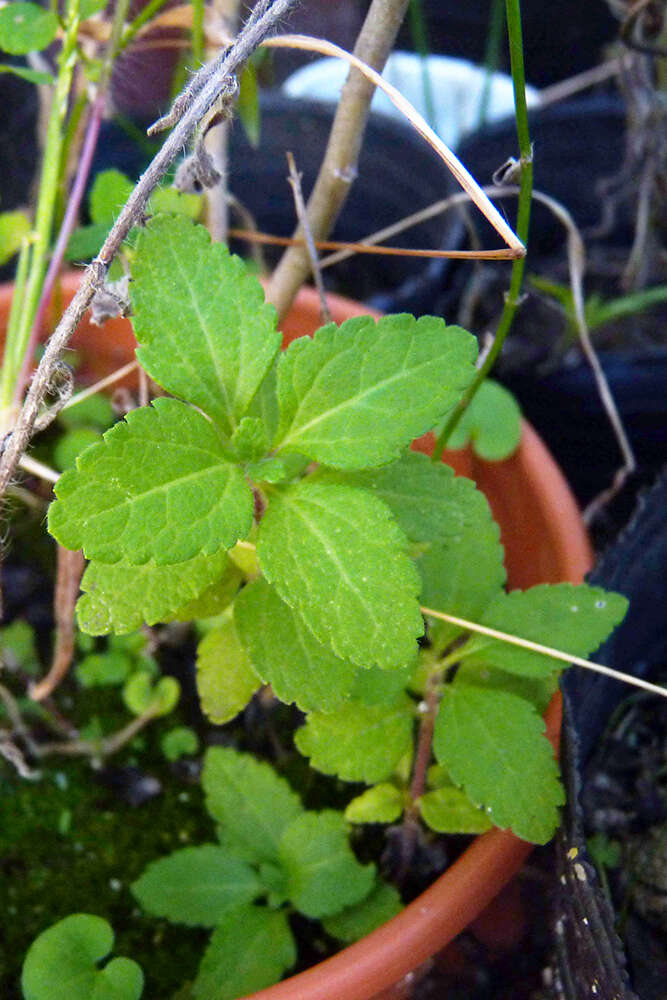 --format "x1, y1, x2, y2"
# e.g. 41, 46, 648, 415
458, 661, 558, 714
76, 548, 234, 635
245, 453, 309, 484
21, 914, 143, 1000
130, 216, 281, 436
132, 845, 261, 927
345, 784, 404, 824
258, 481, 423, 670
234, 578, 358, 713
433, 685, 563, 843
49, 397, 254, 565
445, 380, 521, 460
279, 811, 375, 918
90, 170, 135, 226
76, 650, 134, 687
463, 584, 629, 678
350, 661, 415, 706
0, 3, 58, 54
161, 725, 198, 761
322, 881, 403, 942
196, 614, 260, 723
192, 906, 295, 1000
0, 209, 29, 265
149, 186, 202, 219
171, 562, 242, 622
229, 416, 268, 462
295, 696, 415, 784
65, 222, 110, 261
245, 359, 279, 443
0, 62, 54, 84
274, 314, 476, 468
418, 786, 493, 834
202, 747, 303, 865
